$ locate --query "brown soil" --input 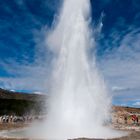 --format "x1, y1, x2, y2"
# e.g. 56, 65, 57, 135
0, 123, 28, 140
0, 123, 28, 131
